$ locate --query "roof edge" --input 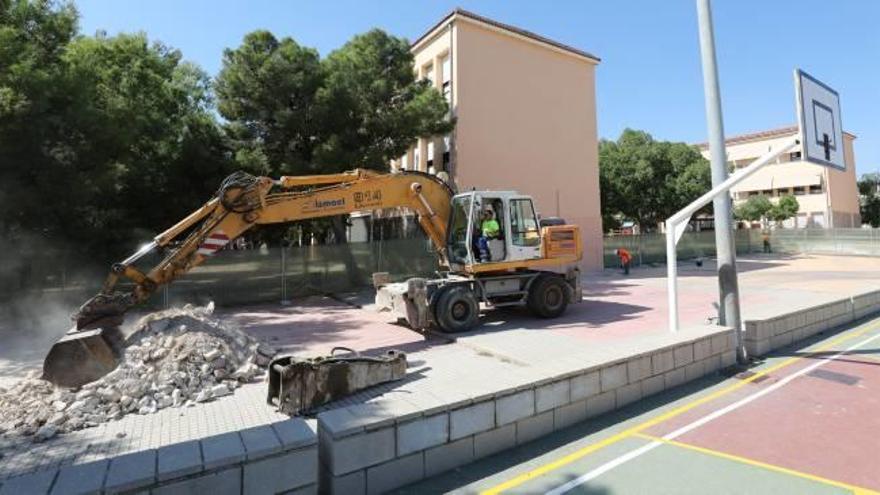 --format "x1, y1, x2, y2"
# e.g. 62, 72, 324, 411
411, 8, 600, 64
696, 125, 856, 149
